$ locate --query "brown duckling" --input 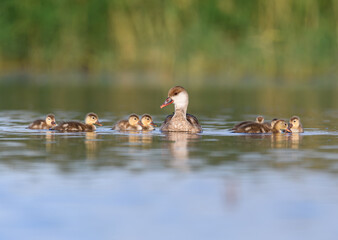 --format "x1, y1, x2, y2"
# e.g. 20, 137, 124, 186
232, 115, 264, 130
140, 114, 157, 131
288, 116, 304, 133
112, 114, 142, 131
51, 112, 102, 132
160, 86, 202, 133
233, 120, 290, 134
262, 118, 278, 128
28, 114, 57, 129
